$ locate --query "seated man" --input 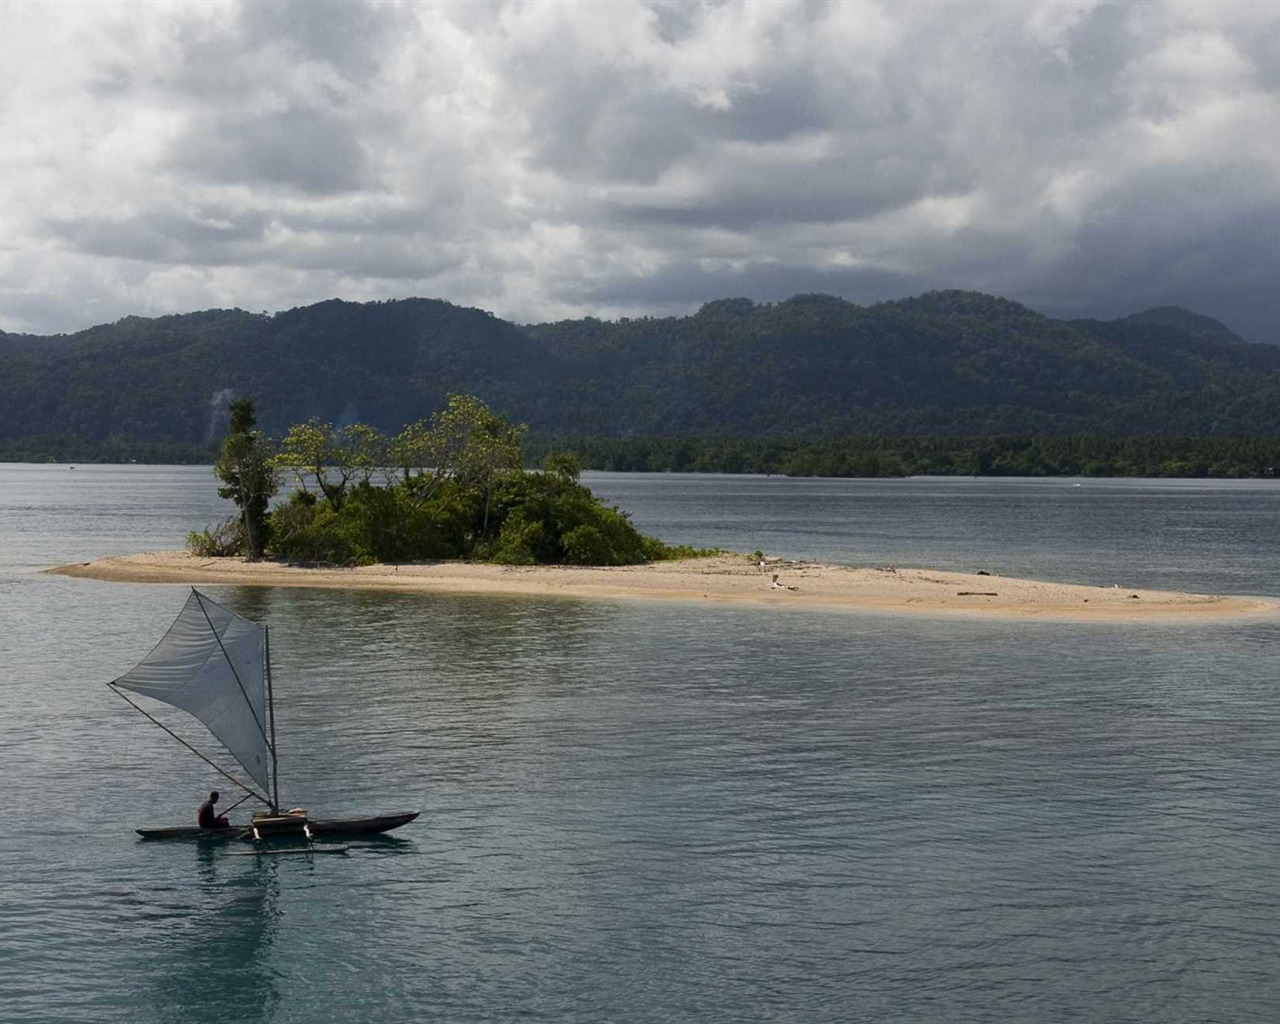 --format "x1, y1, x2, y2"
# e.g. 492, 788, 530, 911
197, 790, 231, 829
